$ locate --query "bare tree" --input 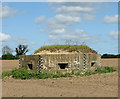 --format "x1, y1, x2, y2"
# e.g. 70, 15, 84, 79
2, 45, 13, 55
15, 44, 29, 57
